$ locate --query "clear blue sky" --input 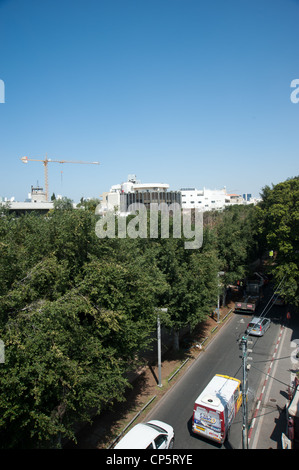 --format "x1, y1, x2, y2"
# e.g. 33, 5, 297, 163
0, 0, 298, 202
